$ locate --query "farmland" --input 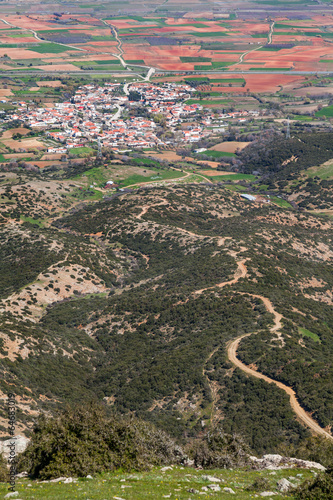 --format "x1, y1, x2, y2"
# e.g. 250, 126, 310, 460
0, 11, 332, 77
